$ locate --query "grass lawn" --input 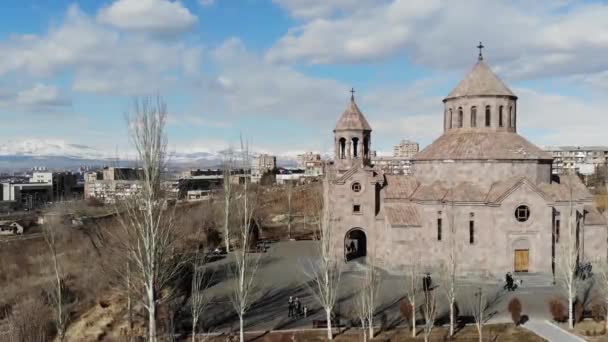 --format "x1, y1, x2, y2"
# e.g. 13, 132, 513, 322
207, 324, 545, 341
569, 319, 607, 341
